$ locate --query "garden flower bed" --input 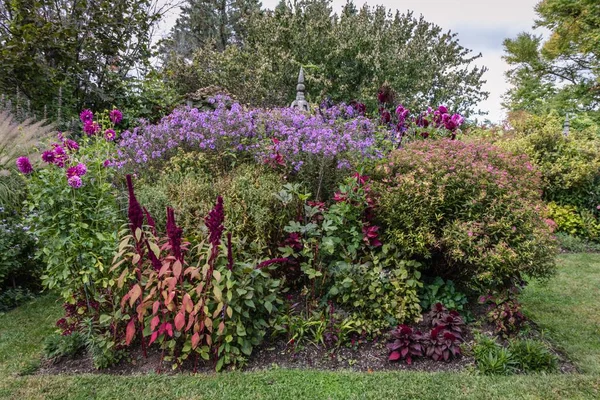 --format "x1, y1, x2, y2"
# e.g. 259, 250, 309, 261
10, 96, 567, 377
